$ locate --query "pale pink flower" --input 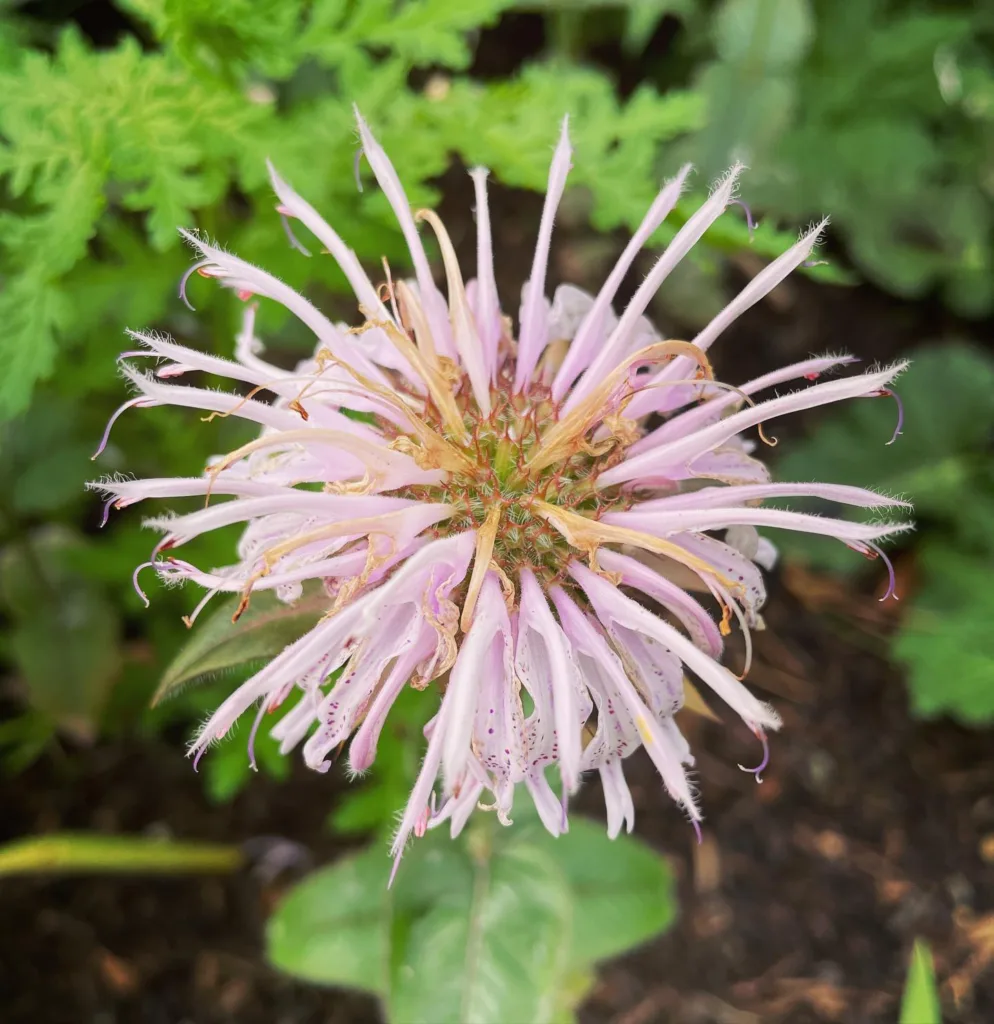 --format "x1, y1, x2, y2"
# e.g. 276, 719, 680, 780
91, 111, 911, 872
